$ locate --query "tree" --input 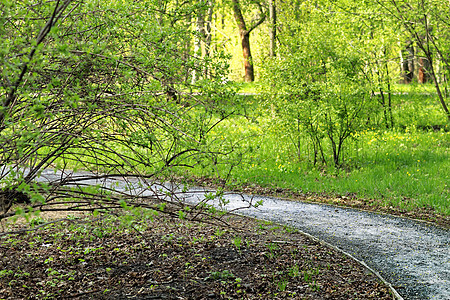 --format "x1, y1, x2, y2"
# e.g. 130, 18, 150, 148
269, 0, 277, 57
400, 40, 415, 84
373, 0, 450, 123
192, 0, 216, 83
231, 0, 266, 82
261, 1, 371, 167
0, 0, 237, 223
